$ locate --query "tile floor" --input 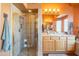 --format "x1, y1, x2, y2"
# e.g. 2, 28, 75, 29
18, 47, 37, 56
44, 52, 77, 56
48, 54, 67, 56
0, 50, 10, 56
48, 53, 77, 56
